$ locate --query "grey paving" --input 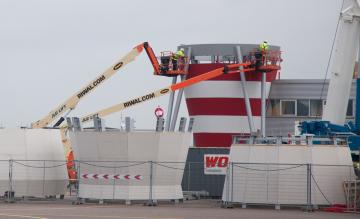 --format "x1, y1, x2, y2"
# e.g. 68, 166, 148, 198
0, 199, 356, 219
